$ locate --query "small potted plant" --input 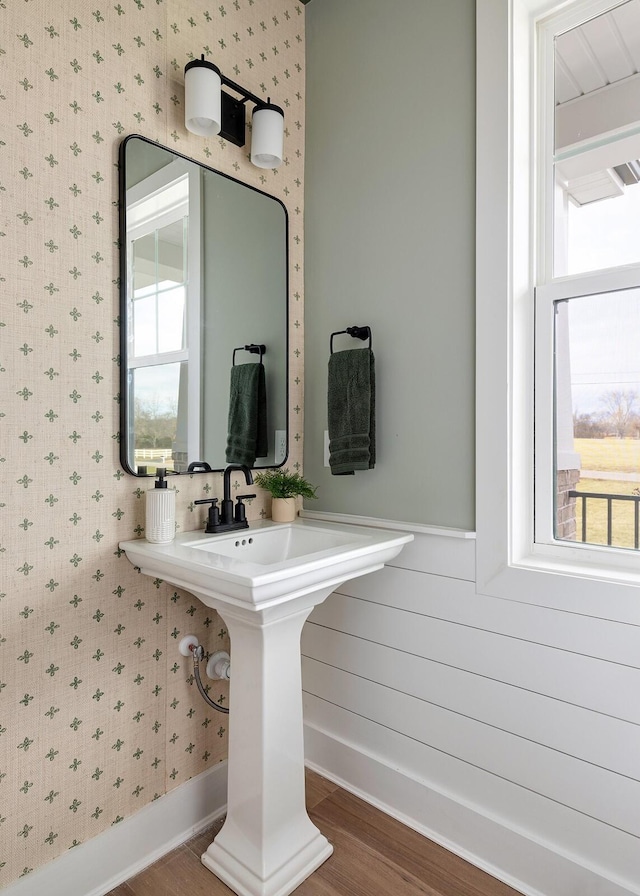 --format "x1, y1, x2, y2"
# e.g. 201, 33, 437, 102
253, 468, 318, 522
